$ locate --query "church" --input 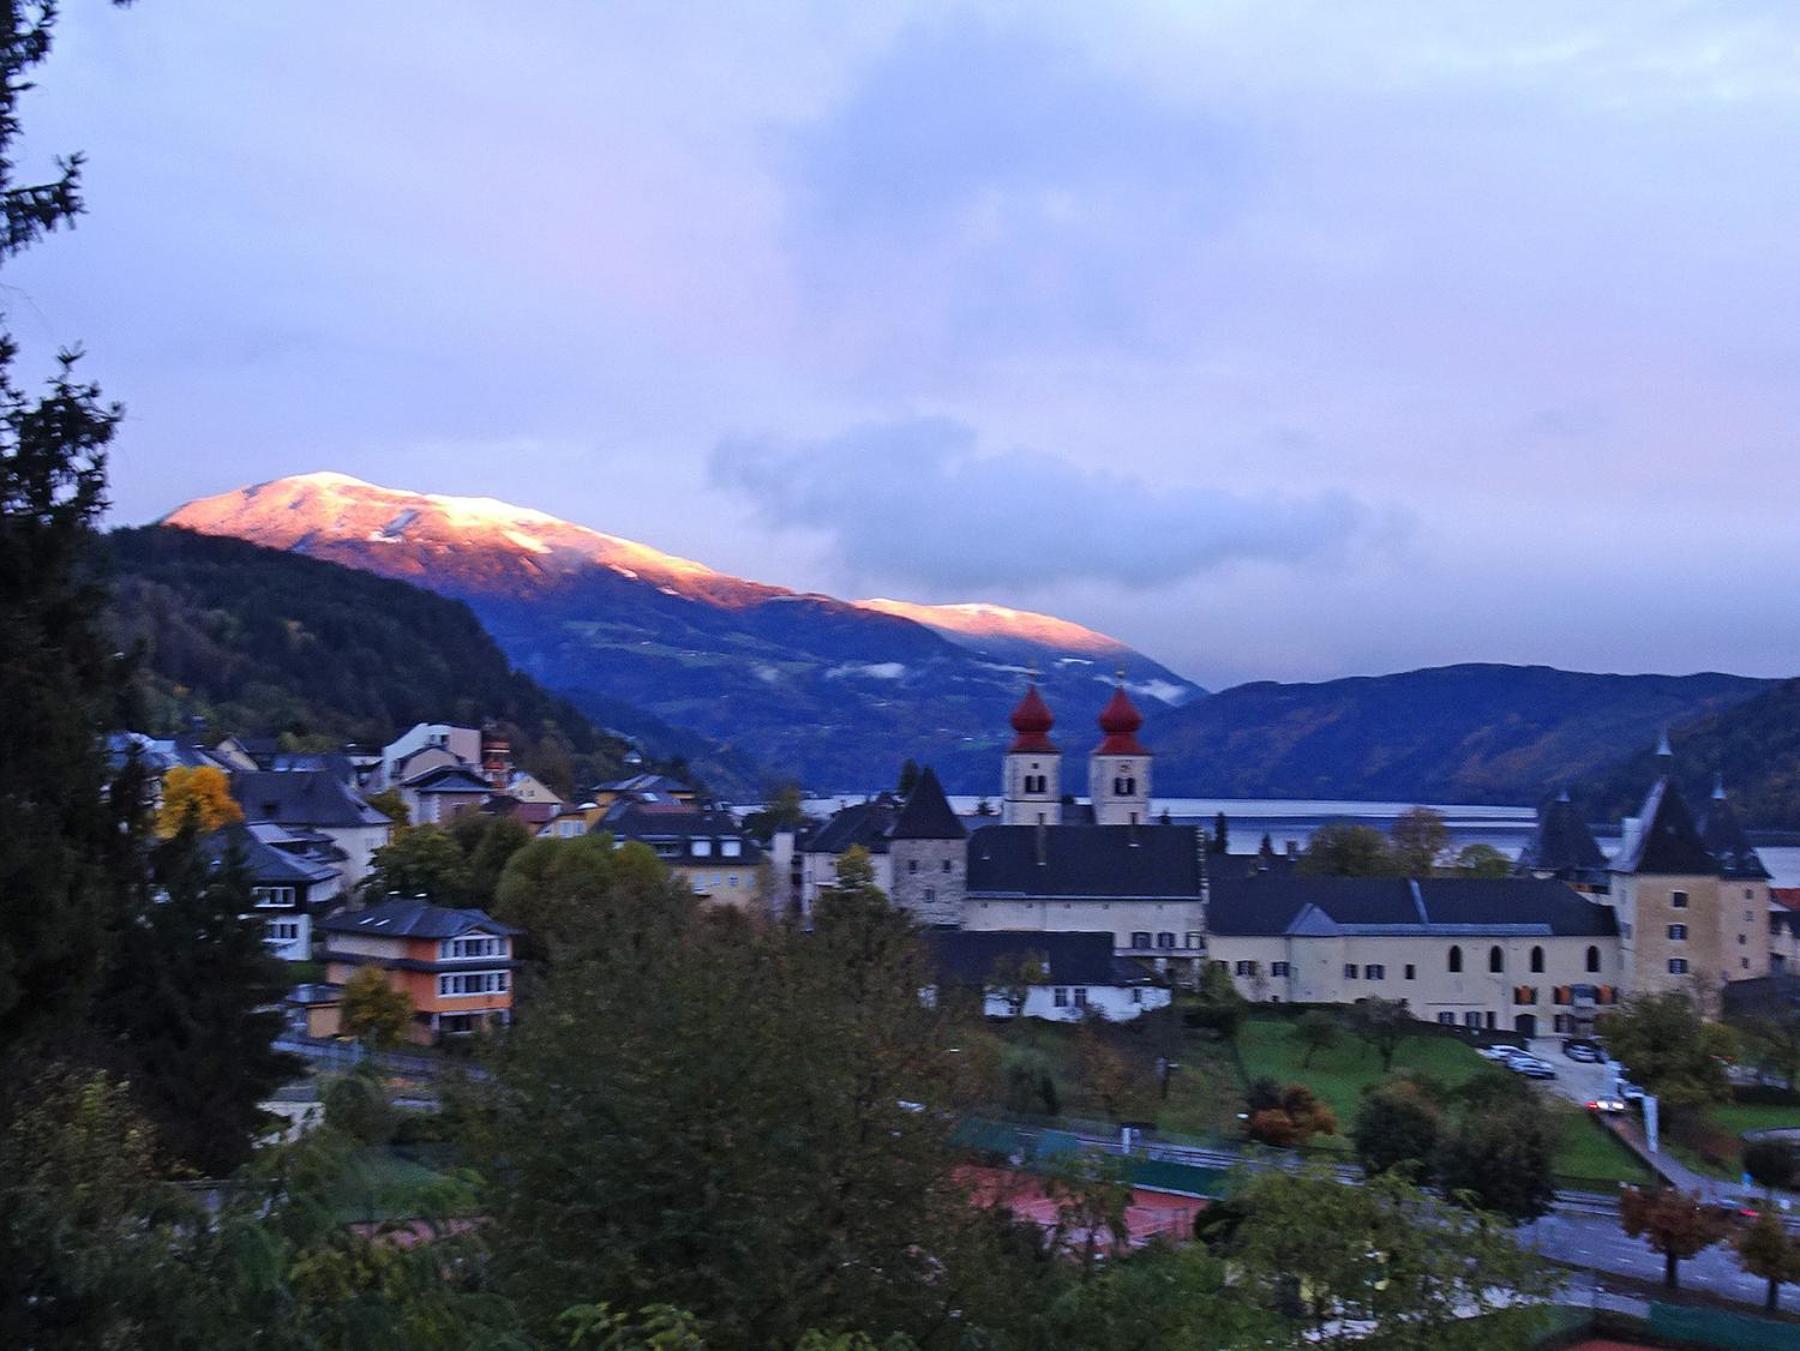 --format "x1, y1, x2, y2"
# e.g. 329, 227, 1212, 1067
787, 680, 1777, 1034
